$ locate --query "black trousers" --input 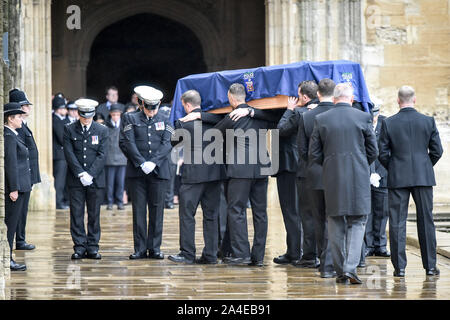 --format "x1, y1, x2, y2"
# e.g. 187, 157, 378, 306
53, 159, 68, 207
5, 191, 27, 255
389, 187, 436, 270
365, 188, 388, 251
309, 189, 334, 273
69, 186, 104, 253
218, 182, 231, 255
227, 178, 268, 262
165, 162, 177, 205
15, 190, 31, 247
276, 171, 301, 260
129, 174, 168, 254
296, 177, 317, 260
179, 181, 221, 261
105, 165, 126, 205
